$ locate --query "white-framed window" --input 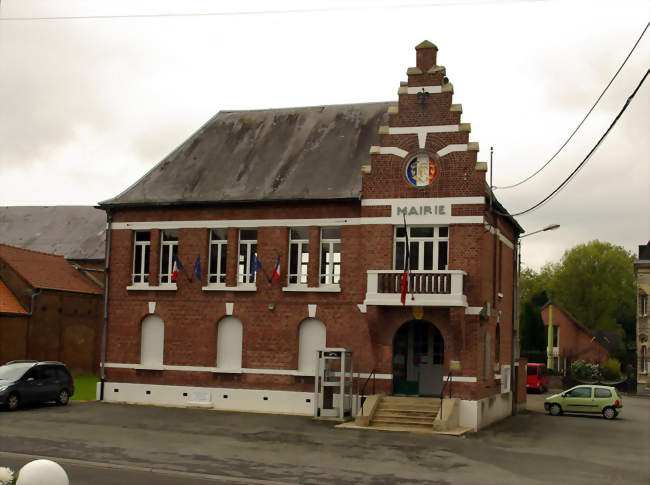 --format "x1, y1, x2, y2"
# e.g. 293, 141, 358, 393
141, 314, 164, 367
394, 226, 448, 271
159, 230, 179, 284
217, 316, 243, 369
288, 228, 309, 285
298, 318, 326, 374
132, 231, 151, 284
642, 345, 647, 373
320, 227, 340, 285
208, 229, 228, 284
641, 294, 648, 317
238, 229, 258, 284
